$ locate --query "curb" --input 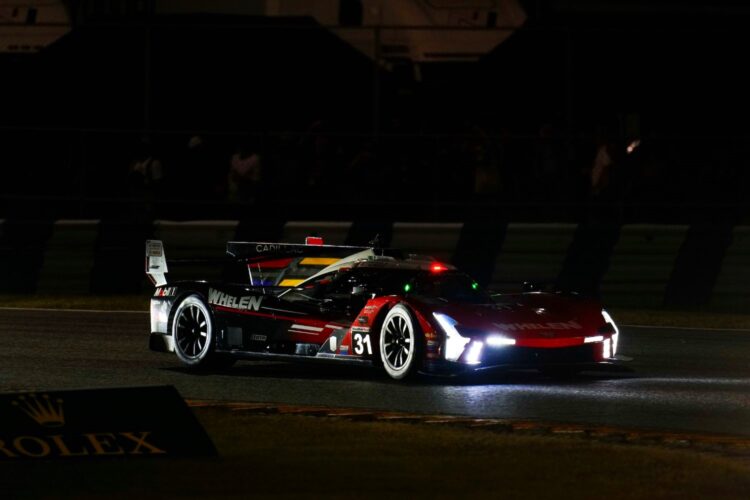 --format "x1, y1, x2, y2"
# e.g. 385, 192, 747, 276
187, 400, 750, 459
